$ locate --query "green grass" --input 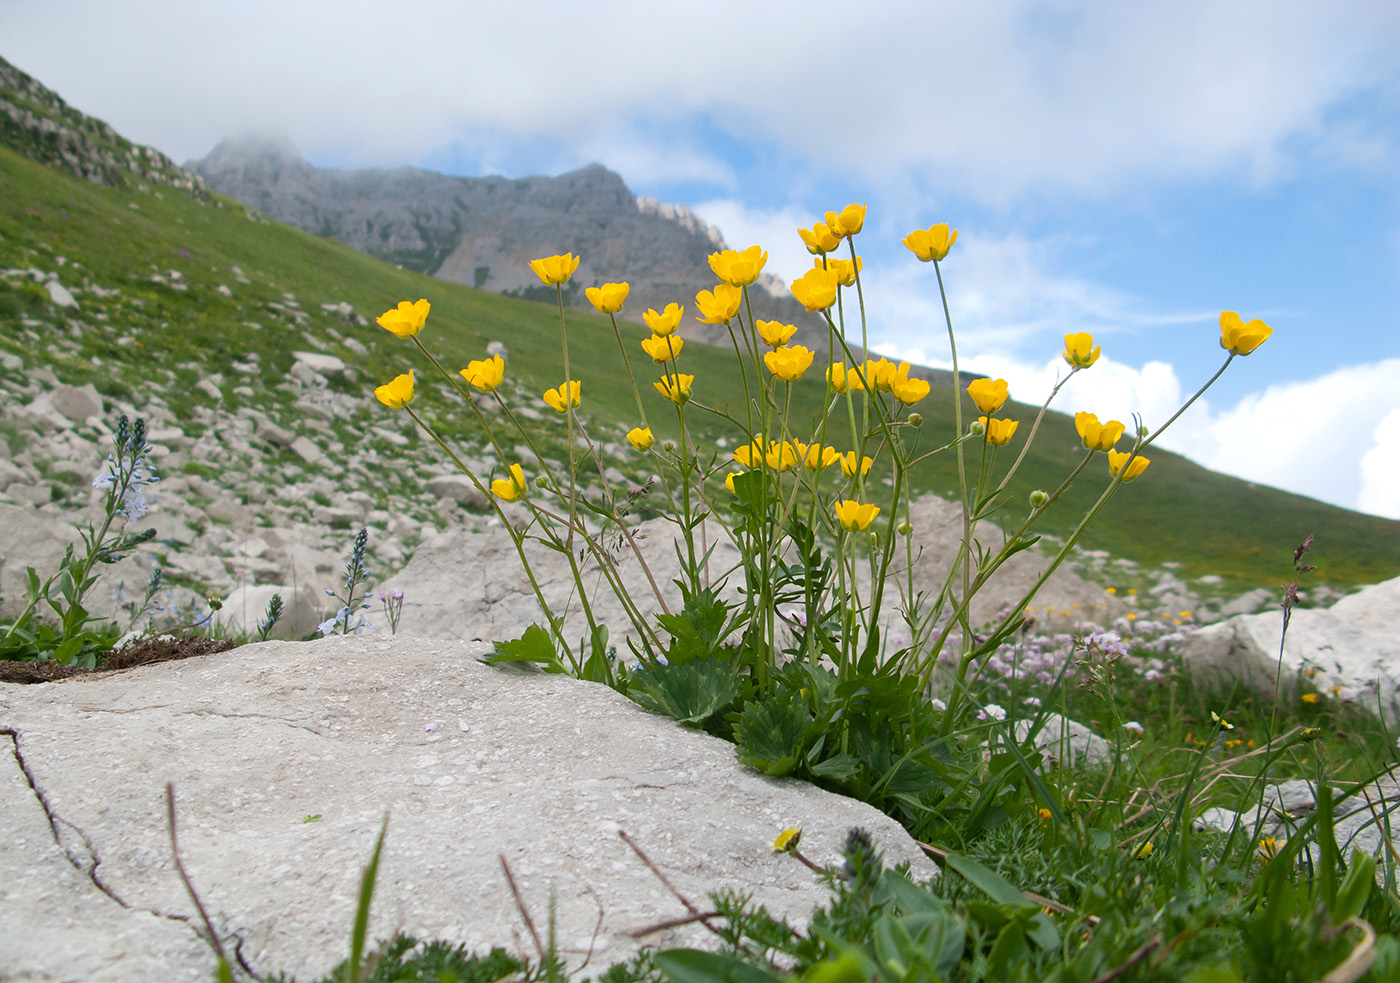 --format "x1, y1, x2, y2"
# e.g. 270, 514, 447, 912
1, 145, 1397, 596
